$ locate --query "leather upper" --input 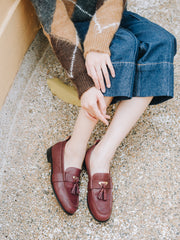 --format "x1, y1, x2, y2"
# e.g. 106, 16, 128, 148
51, 138, 81, 214
85, 142, 113, 221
